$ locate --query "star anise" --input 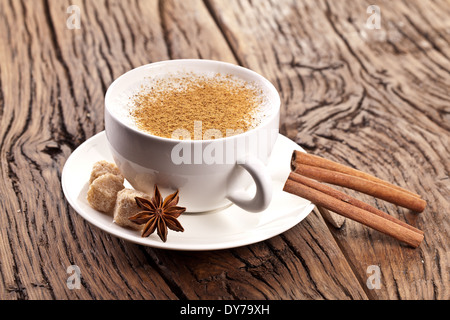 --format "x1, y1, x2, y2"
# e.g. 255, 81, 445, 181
128, 185, 186, 242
